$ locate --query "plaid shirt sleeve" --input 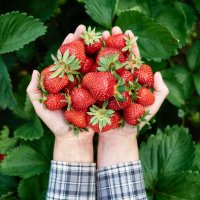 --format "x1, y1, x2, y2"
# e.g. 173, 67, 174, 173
46, 161, 96, 200
96, 160, 148, 200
